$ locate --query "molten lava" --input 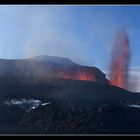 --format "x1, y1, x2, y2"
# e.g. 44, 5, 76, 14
110, 29, 130, 89
58, 68, 96, 81
76, 69, 96, 81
